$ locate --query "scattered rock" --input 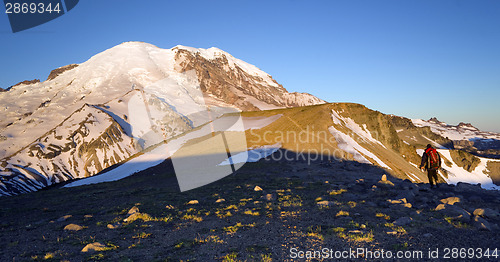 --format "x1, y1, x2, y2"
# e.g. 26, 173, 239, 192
165, 205, 175, 209
397, 191, 416, 202
440, 197, 461, 205
187, 200, 199, 205
473, 208, 500, 219
81, 242, 107, 253
84, 215, 93, 219
472, 216, 492, 231
388, 198, 407, 204
57, 215, 72, 222
215, 198, 225, 203
423, 233, 433, 237
455, 182, 481, 192
254, 186, 263, 191
438, 205, 471, 222
64, 224, 83, 231
107, 222, 122, 229
402, 203, 412, 208
469, 195, 482, 202
317, 201, 332, 207
263, 193, 276, 201
435, 204, 447, 211
124, 212, 148, 223
378, 174, 395, 187
127, 206, 139, 215
365, 201, 377, 207
393, 217, 413, 226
